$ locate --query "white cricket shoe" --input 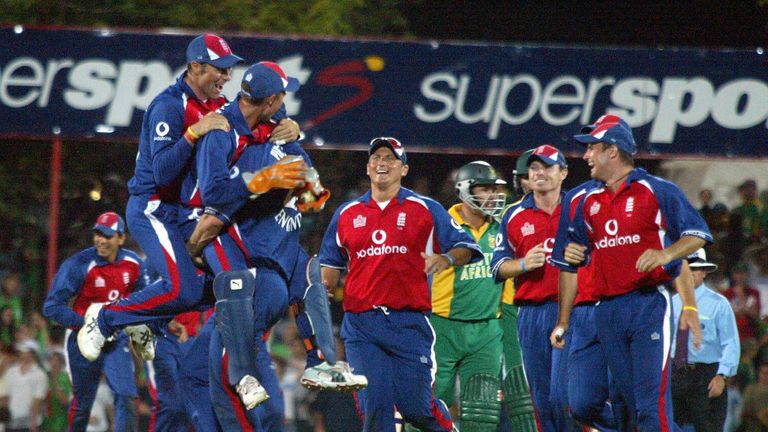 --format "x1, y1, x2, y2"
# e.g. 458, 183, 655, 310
124, 324, 156, 361
300, 361, 368, 391
236, 375, 269, 409
77, 303, 106, 362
